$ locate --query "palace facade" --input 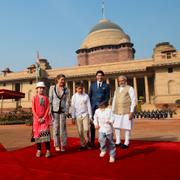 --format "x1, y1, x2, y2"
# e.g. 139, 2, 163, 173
0, 18, 180, 114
